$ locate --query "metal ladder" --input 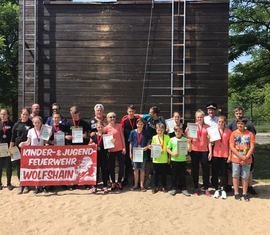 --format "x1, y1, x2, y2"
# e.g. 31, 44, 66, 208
22, 0, 37, 107
171, 0, 186, 121
140, 0, 186, 120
